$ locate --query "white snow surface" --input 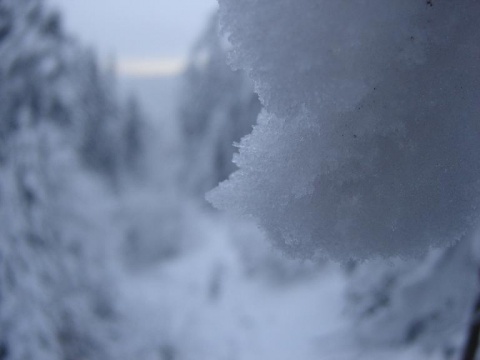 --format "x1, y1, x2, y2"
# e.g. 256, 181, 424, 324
115, 207, 444, 360
208, 0, 480, 261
